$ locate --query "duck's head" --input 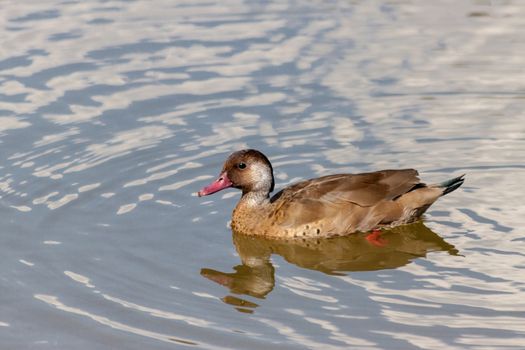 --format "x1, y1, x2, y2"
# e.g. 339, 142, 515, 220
198, 149, 274, 197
